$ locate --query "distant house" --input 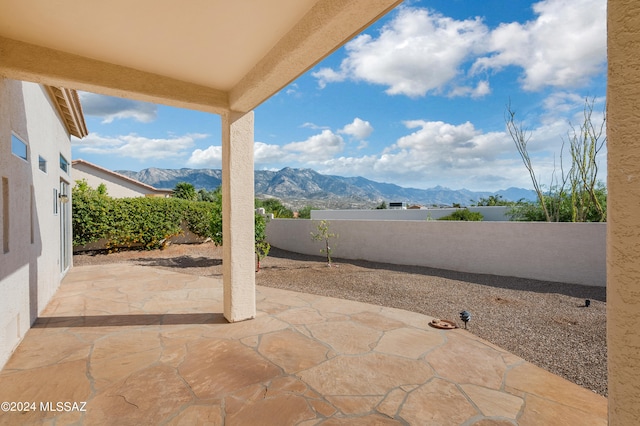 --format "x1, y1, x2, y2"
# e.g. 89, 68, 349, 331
389, 202, 408, 210
71, 159, 172, 198
0, 79, 87, 368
